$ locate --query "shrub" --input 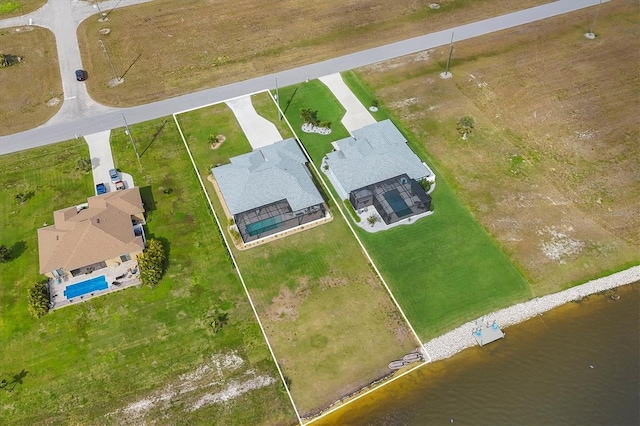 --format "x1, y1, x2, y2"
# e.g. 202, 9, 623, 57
138, 238, 166, 287
366, 214, 380, 227
371, 98, 379, 108
76, 158, 92, 173
419, 179, 432, 192
0, 244, 11, 262
344, 199, 361, 223
229, 228, 241, 244
28, 281, 49, 318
